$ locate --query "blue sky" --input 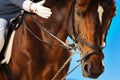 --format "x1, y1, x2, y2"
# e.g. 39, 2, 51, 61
67, 1, 120, 80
